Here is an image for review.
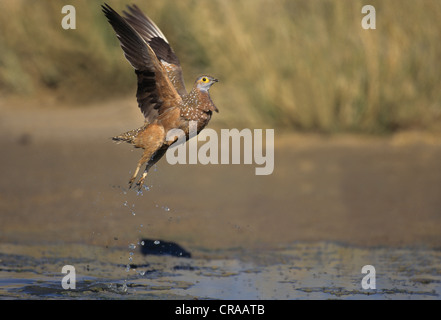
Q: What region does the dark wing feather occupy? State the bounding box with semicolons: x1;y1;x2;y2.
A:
122;4;188;96
102;4;182;123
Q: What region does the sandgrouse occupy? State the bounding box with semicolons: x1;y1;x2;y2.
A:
102;4;219;190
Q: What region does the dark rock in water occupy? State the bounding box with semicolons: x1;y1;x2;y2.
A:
140;239;191;258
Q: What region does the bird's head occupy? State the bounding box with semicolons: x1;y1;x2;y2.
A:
195;75;218;92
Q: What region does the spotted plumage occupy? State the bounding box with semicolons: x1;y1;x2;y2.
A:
102;4;219;190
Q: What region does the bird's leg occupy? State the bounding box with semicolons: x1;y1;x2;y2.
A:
129;159;145;189
135;146;168;191
135;158;155;191
129;161;142;189
135;171;149;191
129;147;158;189
127;123;166;191
132;151;153;191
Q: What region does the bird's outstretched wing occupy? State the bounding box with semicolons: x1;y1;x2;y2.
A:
122;4;187;96
102;4;182;123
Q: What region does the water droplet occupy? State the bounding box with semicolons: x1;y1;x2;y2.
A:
140;240;145;246
125;264;131;272
123;201;128;207
162;206;170;212
154;240;160;245
128;243;136;250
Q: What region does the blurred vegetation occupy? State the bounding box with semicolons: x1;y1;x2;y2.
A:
1;0;441;133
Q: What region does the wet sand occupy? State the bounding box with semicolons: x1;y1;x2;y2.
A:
1;99;441;299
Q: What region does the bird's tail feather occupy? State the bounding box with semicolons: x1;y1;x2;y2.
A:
112;124;148;144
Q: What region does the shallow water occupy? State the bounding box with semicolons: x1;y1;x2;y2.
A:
1;242;440;299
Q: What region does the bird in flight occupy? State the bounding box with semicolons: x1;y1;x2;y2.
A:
102;4;219;190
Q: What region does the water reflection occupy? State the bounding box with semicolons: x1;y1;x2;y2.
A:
1;242;440;299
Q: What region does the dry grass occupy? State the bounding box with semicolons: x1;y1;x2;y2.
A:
1;0;441;133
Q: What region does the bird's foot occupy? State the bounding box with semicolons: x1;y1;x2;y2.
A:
135;178;146;192
134;172;148;192
128;177;136;189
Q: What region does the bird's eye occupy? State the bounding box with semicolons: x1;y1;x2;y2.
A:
202;77;208;83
